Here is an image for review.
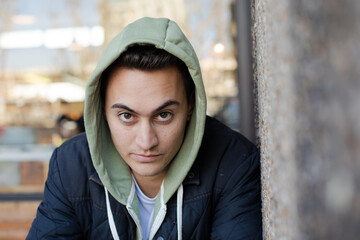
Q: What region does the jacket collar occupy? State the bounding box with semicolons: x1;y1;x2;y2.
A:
183;159;200;185
89;171;103;186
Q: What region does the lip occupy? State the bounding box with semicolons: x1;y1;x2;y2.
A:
132;154;161;163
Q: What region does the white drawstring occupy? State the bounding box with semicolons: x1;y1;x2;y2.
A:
149;183;166;239
176;184;183;240
105;186;120;240
105;183;184;240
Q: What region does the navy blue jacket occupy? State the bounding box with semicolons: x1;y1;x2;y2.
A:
27;117;262;239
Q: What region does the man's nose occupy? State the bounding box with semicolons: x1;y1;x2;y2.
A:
135;121;159;150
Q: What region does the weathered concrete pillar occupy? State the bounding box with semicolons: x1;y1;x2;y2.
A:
252;0;360;239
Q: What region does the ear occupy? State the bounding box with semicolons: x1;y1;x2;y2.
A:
187;91;195;121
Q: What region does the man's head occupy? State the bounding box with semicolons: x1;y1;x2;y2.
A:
100;44;195;185
100;44;195;107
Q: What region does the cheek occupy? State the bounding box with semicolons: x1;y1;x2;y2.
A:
108;122;131;151
162;121;187;151
107;119;119;140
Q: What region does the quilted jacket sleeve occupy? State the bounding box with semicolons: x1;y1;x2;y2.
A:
211;148;263;240
26;148;83;239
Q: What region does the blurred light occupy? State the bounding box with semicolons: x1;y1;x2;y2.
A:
74;27;91;47
0;30;43;49
90;26;105;47
24;73;51;84
0;26;104;49
44;28;74;49
12;14;36;25
10;82;85;103
48;82;86;102
213;43;225;54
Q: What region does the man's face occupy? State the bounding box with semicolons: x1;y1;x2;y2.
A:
105;66;192;182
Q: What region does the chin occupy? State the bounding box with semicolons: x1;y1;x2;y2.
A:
137;171;162;177
134;165;168;178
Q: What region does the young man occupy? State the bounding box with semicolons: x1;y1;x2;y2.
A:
27;17;262;239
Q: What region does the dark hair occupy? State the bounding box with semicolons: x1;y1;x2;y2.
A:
100;44;195;107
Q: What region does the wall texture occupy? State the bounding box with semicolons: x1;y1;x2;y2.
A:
252;0;360;239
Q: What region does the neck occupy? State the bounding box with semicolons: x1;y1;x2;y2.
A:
132;171;166;198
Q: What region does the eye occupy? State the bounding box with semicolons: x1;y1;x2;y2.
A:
119;113;134;123
155;112;173;122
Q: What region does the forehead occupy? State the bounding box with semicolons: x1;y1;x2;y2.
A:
105;67;187;109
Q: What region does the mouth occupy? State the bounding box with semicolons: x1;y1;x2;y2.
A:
132;153;161;163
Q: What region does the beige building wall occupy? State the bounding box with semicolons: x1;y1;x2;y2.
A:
252;0;360;239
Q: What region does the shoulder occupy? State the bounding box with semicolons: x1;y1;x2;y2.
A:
57;132;90;156
54;133;93;170
196;116;260;189
49;133;96;195
201;116;258;158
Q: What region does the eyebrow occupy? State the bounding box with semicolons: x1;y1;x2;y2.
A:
111;100;180;115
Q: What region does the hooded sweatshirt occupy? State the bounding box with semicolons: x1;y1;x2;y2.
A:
84;17;207;240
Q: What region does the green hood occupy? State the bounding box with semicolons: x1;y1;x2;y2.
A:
84;17;206;208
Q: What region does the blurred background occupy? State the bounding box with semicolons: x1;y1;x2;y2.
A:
0;0;247;239
1;0;360;239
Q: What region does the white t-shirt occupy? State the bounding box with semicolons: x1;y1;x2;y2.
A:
132;176;157;240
